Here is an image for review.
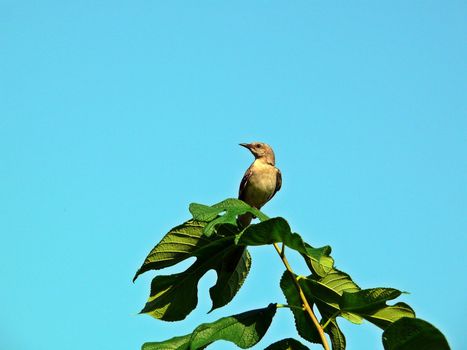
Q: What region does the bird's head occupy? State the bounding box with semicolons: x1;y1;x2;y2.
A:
239;142;275;165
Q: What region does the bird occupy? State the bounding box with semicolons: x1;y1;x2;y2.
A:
237;142;282;228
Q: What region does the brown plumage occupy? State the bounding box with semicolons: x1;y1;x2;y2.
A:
237;142;282;227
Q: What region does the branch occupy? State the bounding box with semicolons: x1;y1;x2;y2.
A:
273;243;330;350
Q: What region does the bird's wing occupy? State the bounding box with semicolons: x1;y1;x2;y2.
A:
275;168;282;193
238;165;253;201
268;168;282;201
262;167;282;203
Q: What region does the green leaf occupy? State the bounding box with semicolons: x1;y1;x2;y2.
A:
209;247;251;311
301;243;333;277
279;271;321;343
303;272;412;329
189;203;223;222
382;317;450;350
142;334;193;350
133;220;222;281
301;269;363;325
279;270;351;347
299;277;341;310
189;304;277;349
141;245;249;320
340;288;403;312
325;319;346;350
313;269;360;295
189;199;268;236
135;221;251;320
264;338;310;350
142;305;276;350
361;302;415;330
237;217;334;277
339;288;414;329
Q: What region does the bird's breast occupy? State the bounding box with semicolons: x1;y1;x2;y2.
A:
243;164;278;208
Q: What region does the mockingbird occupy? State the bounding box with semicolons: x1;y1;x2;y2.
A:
237;142;282;227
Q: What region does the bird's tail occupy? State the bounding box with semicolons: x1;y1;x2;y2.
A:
237;212;253;229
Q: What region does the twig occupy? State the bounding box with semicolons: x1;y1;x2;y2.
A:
273;242;330;350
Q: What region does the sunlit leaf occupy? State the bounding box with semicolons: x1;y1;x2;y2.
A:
301;243;333;277
189;203;223;222
361;302;415;329
189;198;268;236
301;269;363;325
133;220;212;280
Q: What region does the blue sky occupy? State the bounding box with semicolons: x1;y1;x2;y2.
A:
1;1;465;349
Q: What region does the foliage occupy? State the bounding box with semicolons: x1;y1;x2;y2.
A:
142;304;276;350
134;198;450;349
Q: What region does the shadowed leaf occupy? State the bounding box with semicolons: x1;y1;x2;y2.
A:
135;221;250;320
142;334;193;350
264;338;310;350
325;319;346;350
189;304;277;349
339;287;414;329
209;247;251;311
237;217;334;277
280;272;321;343
141;305;276;350
382;317;450;350
340;288;403;312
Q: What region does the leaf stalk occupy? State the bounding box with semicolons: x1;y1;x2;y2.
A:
321;311;340;330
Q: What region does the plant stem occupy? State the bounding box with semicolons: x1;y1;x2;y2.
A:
321;311;340;330
273;242;330;350
276;303;305;311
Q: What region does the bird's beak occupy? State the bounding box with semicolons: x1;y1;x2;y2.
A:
239;143;252;150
